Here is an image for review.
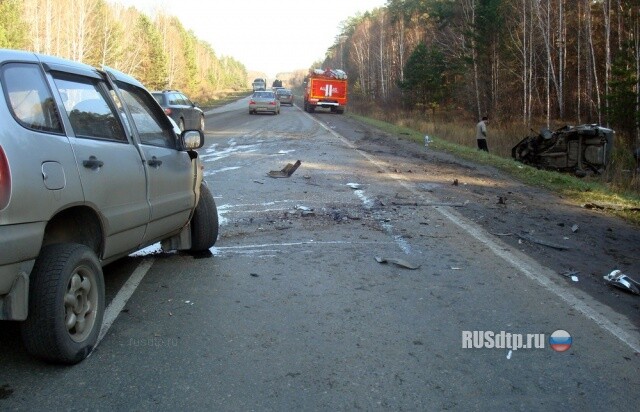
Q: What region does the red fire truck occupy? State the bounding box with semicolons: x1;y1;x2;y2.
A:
303;69;347;114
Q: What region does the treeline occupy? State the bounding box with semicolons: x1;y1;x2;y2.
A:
322;0;640;151
0;0;247;101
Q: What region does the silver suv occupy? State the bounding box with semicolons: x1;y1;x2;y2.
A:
0;49;219;364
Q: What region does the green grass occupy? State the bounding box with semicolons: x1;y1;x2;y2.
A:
347;112;640;225
202;89;251;109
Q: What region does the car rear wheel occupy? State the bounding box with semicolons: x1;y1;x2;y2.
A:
21;243;104;364
190;183;219;252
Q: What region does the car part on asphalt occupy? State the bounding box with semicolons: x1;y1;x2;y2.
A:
268;160;301;178
374;256;421;270
603;270;640;295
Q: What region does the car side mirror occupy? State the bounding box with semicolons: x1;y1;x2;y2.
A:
179;130;204;150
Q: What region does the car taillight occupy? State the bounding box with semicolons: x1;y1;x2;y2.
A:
0;146;11;210
164;108;172;115
249;100;255;104
269;101;275;105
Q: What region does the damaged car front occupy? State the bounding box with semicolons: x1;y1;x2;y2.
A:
512;124;614;176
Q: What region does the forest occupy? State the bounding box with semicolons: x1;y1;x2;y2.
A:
320;0;640;173
0;0;638;184
0;0;247;101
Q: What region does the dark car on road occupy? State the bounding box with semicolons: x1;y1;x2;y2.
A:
276;88;294;106
152;90;205;132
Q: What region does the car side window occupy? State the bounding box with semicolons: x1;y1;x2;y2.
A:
180;94;192;106
116;82;175;149
52;73;126;142
1;63;63;134
169;93;181;105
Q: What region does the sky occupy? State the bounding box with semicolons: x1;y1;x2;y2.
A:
108;0;388;78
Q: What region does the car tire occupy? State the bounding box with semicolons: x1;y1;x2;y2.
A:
199;116;205;132
190;183;219;252
21;243;104;364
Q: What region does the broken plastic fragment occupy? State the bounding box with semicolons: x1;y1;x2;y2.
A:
374;256;420;270
268;160;301;178
603;270;640;295
346;183;361;189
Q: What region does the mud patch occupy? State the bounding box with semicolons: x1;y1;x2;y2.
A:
0;384;14;399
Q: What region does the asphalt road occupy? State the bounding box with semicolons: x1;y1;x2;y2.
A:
1;98;638;411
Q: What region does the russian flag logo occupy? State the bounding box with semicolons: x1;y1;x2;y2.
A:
549;330;572;352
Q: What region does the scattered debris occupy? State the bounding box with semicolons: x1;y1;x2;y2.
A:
582;202;640;212
268;160;301;178
346;183;361;189
253;180;264;184
507;350;512;360
559;270;580;283
571;224;579;233
497;196;507;205
391;201;468;207
492;232;570;250
250;273;259;278
374;256;421;270
603;270;640;295
295;205;313;212
453;179;459;186
424;135;431;147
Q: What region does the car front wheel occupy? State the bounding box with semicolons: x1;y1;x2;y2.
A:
190;183;219;252
21;243;105;364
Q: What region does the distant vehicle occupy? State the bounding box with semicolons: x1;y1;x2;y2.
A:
272;79;283;88
252;78;266;92
304;68;347;114
152;90;205;132
511;124;615;176
276;88;294;106
249;90;281;115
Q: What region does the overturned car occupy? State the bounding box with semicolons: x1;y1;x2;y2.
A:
512;124;614;176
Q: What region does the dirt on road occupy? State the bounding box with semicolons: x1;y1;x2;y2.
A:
318;113;640;330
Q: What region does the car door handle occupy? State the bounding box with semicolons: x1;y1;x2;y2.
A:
147;156;162;167
82;156;104;170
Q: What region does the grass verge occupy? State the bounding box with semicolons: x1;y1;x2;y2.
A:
348;113;640;225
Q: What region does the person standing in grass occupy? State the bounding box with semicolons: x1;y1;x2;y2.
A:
476;116;489;152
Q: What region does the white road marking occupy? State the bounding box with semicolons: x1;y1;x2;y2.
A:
312;114;640;353
94;258;155;349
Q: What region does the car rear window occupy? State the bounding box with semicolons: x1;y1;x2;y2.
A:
2;63;63;134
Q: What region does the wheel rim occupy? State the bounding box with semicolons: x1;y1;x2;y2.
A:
63;266;99;342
